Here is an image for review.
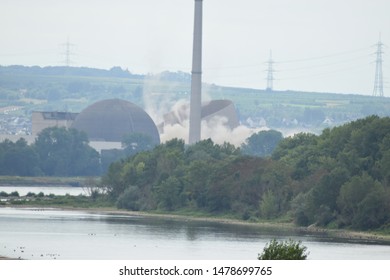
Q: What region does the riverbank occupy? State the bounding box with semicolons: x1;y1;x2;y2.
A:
98;208;390;244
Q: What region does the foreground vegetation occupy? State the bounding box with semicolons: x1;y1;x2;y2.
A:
0;192;113;209
258;239;308;260
102;115;390;231
0;175;89;186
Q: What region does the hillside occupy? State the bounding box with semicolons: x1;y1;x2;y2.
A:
1;65;390;136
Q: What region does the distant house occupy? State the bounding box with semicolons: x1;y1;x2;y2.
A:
322;117;334;126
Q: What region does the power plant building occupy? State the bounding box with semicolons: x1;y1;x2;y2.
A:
71;99;160;144
31;99;160;152
32;111;78;136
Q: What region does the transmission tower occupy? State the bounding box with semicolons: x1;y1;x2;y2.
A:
62;38;75;67
373;37;384;97
266;50;275;91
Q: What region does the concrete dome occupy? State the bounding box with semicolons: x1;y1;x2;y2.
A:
71;99;160;144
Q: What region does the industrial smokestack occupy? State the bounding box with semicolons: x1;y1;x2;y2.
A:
189;0;203;144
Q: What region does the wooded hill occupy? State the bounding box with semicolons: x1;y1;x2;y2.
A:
102;115;390;231
2;65;390;135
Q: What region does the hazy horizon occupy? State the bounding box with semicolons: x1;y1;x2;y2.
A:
1;0;389;95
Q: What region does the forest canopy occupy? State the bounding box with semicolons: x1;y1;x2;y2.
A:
103;115;390;231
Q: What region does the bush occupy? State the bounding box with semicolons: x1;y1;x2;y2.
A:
258;239;308;260
116;186;141;211
259;190;279;219
0;191;9;197
10;191;19;197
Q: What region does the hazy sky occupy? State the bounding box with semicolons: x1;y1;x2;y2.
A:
1;0;389;95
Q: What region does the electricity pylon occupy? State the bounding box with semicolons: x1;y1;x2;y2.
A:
266;50;274;92
373;37;384;97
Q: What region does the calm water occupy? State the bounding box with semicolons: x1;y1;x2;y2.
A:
1;207;390;260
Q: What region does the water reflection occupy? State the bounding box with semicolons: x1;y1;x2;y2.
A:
0;207;390;260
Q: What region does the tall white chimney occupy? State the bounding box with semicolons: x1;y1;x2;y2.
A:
189;0;203;144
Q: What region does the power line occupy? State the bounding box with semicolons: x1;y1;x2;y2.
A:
61;38;75;67
277;54;369;73
265;50;274;91
279;62;368;81
373;36;384;97
201;46;372;71
277;46;371;64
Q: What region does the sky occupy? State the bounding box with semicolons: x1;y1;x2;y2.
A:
1;0;389;95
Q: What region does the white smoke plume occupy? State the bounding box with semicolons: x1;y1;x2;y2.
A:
142;75;267;147
158;101;267;147
142;74;187;124
202;116;265;147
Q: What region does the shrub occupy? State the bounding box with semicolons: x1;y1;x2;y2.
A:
0;191;9;197
116;186;141;211
10;191;19;197
258;239;308;260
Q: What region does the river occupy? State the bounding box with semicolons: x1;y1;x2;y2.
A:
0;187;390;260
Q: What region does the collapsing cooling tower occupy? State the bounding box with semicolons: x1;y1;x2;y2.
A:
159;99;240;134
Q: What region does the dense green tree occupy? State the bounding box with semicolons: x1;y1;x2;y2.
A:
184;160;212;208
259;190;278;219
272;133;319;179
337;173;390;229
373;133;390;184
155;176;185;210
34;127;101;176
242;130;283;157
207;168;234;212
185;138;240;162
304;168;349;226
0;138;40;176
122;132;155;157
102;160;128;199
116;186;141;211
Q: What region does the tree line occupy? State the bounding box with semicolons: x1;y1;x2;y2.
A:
0;126;281;177
272;115;390;230
0;127;100;176
102;115;390;231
